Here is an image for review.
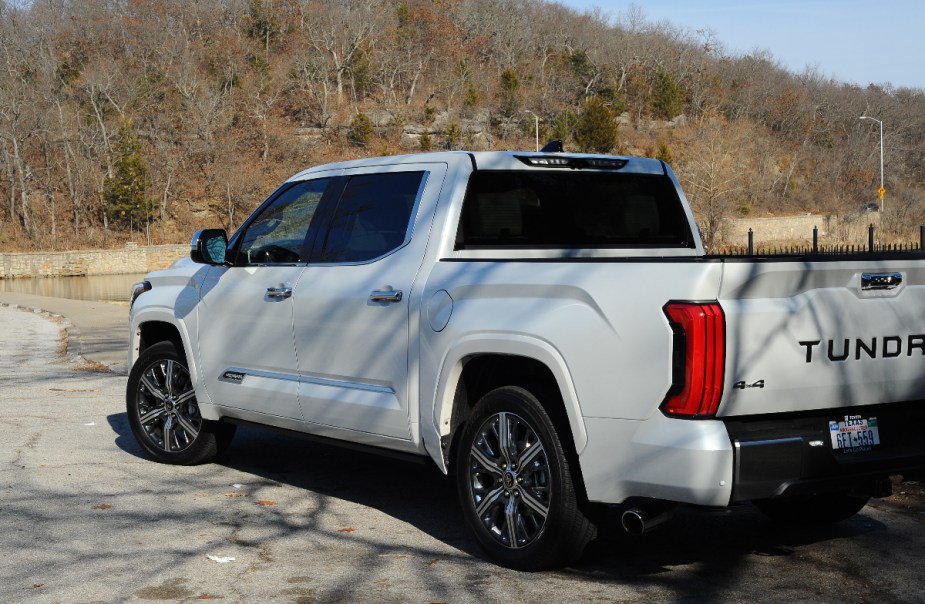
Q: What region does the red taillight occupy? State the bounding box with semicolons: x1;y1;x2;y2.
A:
661;302;725;418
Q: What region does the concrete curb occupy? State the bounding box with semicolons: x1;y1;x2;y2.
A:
0;293;128;375
0;301;95;370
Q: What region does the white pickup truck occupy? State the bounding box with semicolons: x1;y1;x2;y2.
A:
127;150;925;570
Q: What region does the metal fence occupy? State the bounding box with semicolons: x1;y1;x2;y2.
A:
714;224;925;257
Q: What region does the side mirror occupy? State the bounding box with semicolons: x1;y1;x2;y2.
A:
190;229;228;265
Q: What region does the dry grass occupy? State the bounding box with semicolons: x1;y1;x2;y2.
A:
74;359;114;373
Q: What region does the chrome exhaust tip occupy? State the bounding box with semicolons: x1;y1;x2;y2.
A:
620;502;676;536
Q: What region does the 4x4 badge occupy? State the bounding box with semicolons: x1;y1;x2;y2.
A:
733;379;765;390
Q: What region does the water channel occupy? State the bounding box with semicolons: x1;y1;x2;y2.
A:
0;274;148;303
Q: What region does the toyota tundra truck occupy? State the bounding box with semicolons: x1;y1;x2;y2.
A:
127;150;925;570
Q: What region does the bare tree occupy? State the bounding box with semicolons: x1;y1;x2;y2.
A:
0;11;41;237
300;0;384;105
0;0;922;252
677;114;754;251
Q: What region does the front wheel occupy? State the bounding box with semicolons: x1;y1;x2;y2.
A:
127;341;235;465
456;386;596;570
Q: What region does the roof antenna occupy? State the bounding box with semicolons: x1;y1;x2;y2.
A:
540;140;563;153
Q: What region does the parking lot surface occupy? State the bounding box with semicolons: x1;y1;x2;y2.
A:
2;303;925;603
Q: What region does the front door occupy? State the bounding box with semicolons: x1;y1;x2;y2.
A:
197;177;333;423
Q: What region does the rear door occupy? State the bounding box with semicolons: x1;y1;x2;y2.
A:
292;163;446;441
718;258;925;417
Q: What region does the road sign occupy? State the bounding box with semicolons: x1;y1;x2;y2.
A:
878;186;887;201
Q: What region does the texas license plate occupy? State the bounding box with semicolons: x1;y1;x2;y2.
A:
829;416;880;451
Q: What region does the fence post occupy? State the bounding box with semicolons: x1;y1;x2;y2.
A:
747;228;753;255
812;225;818;254
869;224;875;253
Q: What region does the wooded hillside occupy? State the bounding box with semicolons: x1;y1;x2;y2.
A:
1;0;923;252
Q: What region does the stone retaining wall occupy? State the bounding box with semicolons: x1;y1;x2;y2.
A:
0;244;188;279
721;213;882;245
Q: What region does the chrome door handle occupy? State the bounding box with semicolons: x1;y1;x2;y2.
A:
369;289;403;303
861;272;902;291
266;287;293;299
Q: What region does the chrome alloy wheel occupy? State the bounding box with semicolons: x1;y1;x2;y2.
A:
134;358;202;453
466;411;551;549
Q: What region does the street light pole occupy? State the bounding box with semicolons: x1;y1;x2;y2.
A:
524;110;539;152
860;115;884;211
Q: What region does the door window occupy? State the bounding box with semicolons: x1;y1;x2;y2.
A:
236;178;331;265
319;171;427;263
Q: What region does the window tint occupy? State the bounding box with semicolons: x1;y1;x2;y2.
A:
236;178;330;265
320;171;426;263
456;171;694;249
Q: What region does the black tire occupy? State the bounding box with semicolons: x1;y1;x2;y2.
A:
455;386;596;570
126;341;235;465
754;492;870;525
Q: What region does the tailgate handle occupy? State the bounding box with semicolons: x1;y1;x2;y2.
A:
861;272;902;291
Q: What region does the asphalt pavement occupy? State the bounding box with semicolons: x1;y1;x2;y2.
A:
2;301;925;602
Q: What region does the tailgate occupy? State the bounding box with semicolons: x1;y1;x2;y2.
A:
717;259;925;417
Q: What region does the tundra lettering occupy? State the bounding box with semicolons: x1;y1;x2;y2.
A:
800;335;925;363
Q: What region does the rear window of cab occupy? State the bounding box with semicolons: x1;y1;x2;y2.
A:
456;170;695;249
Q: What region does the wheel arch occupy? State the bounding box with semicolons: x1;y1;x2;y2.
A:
138;321;184;358
130;310;198;386
429;335;588;482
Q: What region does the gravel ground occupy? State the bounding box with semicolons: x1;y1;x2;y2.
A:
3;304;925;603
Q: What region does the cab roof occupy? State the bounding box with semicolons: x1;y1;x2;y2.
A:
286;150;667;181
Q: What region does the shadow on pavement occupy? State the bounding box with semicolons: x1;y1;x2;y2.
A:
107;412;147;459
106;412;888;584
218;425;481;559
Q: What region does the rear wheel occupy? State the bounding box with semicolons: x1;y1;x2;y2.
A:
754;492;870;525
127;341;235;465
456;386;595;570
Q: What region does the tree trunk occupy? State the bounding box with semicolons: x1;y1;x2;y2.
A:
161;171;172;223
56;101;81;239
332;49;344;104
226;179;235;232
406;59;423;106
41;139;56;245
2;144;15;224
11;135;32;237
89;90;114;178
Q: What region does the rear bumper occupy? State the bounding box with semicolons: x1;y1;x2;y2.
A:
726;401;925;501
580;401;925;508
580;414;734;507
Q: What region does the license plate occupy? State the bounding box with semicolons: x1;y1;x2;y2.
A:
829;416;880;451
